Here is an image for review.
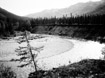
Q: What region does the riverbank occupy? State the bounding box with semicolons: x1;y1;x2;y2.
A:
0;34;105;78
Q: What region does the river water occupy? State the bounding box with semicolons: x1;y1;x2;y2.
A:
0;35;104;78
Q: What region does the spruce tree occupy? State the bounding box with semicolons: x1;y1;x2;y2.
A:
12;31;44;75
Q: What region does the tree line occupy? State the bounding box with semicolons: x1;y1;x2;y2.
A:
0;15;31;37
30;14;105;26
0;14;105;37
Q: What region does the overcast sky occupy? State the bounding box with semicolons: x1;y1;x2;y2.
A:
0;0;101;16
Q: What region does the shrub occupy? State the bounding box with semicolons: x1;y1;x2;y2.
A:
0;64;17;78
28;59;105;78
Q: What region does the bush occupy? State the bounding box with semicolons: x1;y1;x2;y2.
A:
28;59;105;78
0;64;17;78
28;70;46;78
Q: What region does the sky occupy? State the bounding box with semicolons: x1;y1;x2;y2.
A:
0;0;101;16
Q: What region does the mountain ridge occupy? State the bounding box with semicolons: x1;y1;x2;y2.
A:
27;0;105;18
0;7;28;21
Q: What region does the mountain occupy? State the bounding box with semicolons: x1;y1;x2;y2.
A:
0;7;28;21
0;7;30;37
27;0;105;18
89;0;105;15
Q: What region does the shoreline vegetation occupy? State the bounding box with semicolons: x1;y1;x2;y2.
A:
0;13;105;43
28;59;105;78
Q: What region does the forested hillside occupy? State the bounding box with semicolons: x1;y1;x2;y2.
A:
0;8;30;37
0;7;105;43
30;14;105;43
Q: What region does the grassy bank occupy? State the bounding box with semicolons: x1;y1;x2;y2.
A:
28;59;105;78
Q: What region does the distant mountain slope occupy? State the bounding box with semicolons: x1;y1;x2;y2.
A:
0;7;30;37
0;7;28;21
27;1;104;18
89;1;105;15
